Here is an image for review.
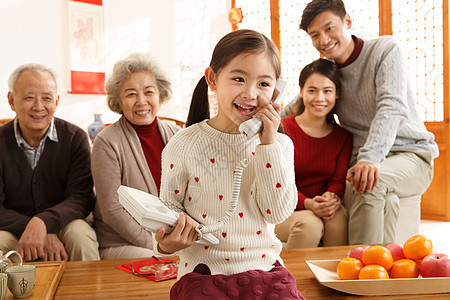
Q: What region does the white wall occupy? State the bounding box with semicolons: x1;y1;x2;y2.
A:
0;0;231;131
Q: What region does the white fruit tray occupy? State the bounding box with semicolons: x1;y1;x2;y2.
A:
306;259;450;296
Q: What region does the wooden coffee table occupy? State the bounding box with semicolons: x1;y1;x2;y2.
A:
50;245;449;299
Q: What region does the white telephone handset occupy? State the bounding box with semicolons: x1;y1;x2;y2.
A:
239;79;288;139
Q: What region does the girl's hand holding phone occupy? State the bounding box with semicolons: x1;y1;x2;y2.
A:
255;101;281;145
155;212;199;254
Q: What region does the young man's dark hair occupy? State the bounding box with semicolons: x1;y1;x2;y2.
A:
300;0;347;31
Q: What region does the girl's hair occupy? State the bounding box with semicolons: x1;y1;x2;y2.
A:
186;29;281;127
105;52;172;114
292;58;341;124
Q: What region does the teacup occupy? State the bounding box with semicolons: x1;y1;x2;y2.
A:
6;265;36;298
0;273;7;300
0;263;5;300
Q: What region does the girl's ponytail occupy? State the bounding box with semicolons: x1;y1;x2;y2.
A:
186;76;210;127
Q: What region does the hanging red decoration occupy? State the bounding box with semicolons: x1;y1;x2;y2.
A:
229;7;243;25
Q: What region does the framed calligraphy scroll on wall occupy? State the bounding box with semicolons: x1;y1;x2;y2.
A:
68;0;106;94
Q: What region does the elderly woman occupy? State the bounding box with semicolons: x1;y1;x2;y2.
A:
92;53;181;259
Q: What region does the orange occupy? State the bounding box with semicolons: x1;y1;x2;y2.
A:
362;245;393;271
358;265;389;280
388;259;420;278
403;234;433;261
337;257;364;280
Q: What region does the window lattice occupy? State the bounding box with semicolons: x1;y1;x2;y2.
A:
279;0;319;103
172;1;227;119
234;0;271;38
392;0;444;122
233;0;443;122
345;1;379;40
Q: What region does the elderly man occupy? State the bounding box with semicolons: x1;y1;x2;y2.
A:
0;63;99;261
284;0;438;245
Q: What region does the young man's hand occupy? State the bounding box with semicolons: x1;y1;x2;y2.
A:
346;161;379;193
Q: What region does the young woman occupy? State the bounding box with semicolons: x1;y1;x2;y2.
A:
155;29;305;299
275;58;352;249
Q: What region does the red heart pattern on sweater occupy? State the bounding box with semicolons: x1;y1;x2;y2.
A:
202;214;207;218
195;177;199;182
218;195;223;200
170;164;174;169
238;212;243;218
204;246;209;250
174;190;179;194
188;197;192;202
210;158;215;163
256;230;261;235
240;247;244;251
266;209;271;214
276;183;281;188
222;232;227;238
266;163;271;168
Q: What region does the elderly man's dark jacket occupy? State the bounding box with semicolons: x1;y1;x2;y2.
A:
0;117;95;236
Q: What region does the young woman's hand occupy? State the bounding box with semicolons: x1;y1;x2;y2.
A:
304;194;341;220
321;192;342;220
155;212;199;254
255;102;281;145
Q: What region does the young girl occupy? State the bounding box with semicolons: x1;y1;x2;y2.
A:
155;29;305;299
275;59;352;249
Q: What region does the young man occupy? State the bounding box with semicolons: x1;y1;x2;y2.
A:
0;63;100;261
298;0;438;244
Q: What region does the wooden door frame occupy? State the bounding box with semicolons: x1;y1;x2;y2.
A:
421;0;450;220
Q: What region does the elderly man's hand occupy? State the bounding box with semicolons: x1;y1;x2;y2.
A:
44;234;69;261
18;217;47;261
346;161;379;193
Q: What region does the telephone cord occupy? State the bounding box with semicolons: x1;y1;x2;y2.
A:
195;158;248;237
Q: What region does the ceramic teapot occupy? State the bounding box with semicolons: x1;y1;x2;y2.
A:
0;250;23;268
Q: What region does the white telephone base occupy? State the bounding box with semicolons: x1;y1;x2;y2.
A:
118;185;219;246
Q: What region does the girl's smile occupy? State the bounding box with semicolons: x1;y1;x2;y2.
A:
234;102;257;116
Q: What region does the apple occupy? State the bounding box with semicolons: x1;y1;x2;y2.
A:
420;253;450;277
386;243;406;261
349;246;369;263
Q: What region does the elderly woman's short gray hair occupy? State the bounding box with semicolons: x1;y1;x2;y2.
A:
106;53;172;114
8;63;58;93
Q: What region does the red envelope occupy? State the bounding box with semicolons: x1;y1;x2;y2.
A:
116;257;178;282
